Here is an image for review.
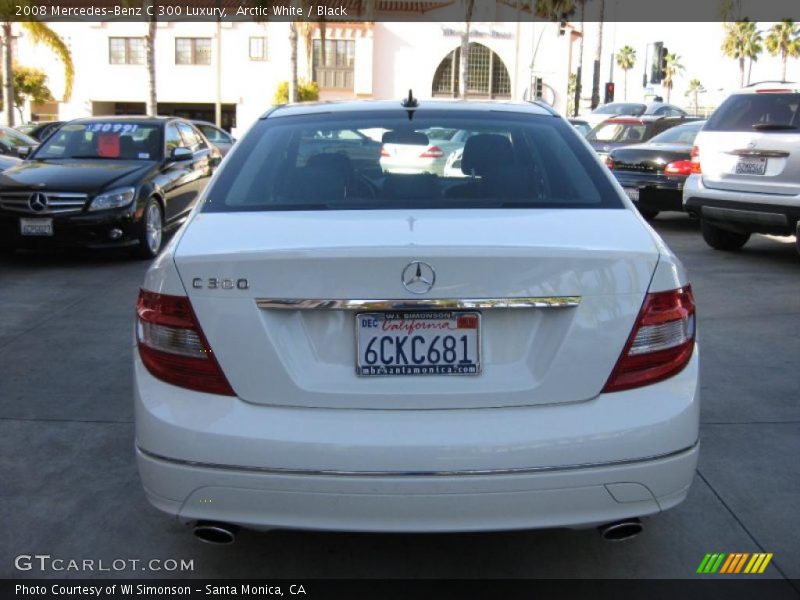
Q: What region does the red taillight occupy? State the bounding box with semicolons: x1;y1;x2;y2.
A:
755;88;793;93
690;145;701;174
420;145;444;158
136;290;235;396
603;286;696;393
664;159;693;176
380;145;391;157
605;155;615;170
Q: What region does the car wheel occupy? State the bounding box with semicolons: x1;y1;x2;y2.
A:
638;207;659;220
701;219;750;251
133;198;163;260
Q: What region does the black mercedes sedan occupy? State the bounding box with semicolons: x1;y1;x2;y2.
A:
0;116;221;258
606;120;705;219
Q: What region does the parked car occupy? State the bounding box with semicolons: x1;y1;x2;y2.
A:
684;83;800;254
0;155;21;172
582;102;688;130
568;118;592;136
134;99;698;541
192;120;235;156
0;126;38;156
15;121;64;142
379;127;468;175
607;120;706;219
0;116;221;258
588;115;700;160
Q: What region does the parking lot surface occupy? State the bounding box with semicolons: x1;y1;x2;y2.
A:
1;214;799;581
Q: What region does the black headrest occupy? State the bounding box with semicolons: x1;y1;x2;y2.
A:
306;152;352;175
461;134;514;176
119;136;137;158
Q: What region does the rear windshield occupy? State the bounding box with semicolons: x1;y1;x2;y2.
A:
649;121;705;144
705;93;800;132
202;110;622;212
587;121;649;143
593;103;645;116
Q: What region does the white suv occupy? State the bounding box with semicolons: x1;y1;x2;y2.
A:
683;83;800;254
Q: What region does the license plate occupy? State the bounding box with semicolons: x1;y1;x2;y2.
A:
20;218;53;236
735;157;767;175
623;187;640;201
356;311;480;377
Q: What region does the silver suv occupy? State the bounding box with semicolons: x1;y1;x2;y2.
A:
683;83;800;254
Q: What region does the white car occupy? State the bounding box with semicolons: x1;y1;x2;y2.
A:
135;100;699;543
683;83;800;253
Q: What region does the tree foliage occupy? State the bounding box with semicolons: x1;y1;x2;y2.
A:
273;79;319;105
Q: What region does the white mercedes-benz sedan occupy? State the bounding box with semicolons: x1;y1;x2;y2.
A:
134;100;699;543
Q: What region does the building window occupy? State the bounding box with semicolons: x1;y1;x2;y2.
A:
109;37;145;65
431;43;511;98
249;37;268;61
175;38;211;65
312;39;355;90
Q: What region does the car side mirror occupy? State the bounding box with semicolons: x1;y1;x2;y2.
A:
170;147;192;162
16;146;31;159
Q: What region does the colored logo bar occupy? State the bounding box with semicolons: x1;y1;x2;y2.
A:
696;553;773;574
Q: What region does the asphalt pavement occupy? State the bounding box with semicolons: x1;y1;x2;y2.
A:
1;214;798;582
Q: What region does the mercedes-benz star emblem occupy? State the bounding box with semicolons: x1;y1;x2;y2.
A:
28;192;48;212
402;261;435;294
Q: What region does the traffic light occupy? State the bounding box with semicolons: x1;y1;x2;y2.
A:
650;41;663;83
558;20;567;36
660;46;669;81
534;77;543;99
604;82;615;103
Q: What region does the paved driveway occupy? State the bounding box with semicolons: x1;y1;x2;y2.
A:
1;215;798;582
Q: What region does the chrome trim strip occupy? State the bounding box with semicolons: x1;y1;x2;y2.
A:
256;297;581;311
137;442;698;477
728;149;790;158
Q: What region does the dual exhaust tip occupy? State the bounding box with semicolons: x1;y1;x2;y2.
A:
192;518;642;544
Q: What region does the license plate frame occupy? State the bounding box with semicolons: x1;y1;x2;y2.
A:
623;187;640;202
355;310;481;377
735;157;767;176
19;218;54;236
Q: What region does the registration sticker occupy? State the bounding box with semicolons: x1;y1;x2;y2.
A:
138;153;150;159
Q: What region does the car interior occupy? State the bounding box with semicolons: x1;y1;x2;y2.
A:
219;119;611;211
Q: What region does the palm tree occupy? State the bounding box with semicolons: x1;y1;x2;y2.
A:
615;45;636;100
459;0;475;99
685;78;706;115
0;8;73;127
765;20;800;81
662;52;684;103
722;21;762;88
144;1;157;116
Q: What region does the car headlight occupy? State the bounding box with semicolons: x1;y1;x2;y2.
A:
89;187;136;211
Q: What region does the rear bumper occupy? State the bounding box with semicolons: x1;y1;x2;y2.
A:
614;172;685;212
683;175;800;235
135;349;700;532
0;208;141;250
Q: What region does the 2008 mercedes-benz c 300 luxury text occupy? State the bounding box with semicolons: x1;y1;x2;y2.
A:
134;99;699;542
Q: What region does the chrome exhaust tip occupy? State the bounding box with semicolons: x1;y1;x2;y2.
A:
598;518;643;541
192;521;238;545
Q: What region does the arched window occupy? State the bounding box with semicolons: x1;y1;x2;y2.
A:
432;43;511;99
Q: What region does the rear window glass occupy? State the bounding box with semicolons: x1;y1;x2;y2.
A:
202;110;622;212
588;121;649;143
705;93;800;132
649;121;704;144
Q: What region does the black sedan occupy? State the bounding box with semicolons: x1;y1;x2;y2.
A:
16;121;64;142
606;120;705;219
587;115;700;160
0;116;221;258
0;126;39;156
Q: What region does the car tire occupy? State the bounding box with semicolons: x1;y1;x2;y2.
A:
133;198;164;260
638;207;659;220
701;219;750;251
